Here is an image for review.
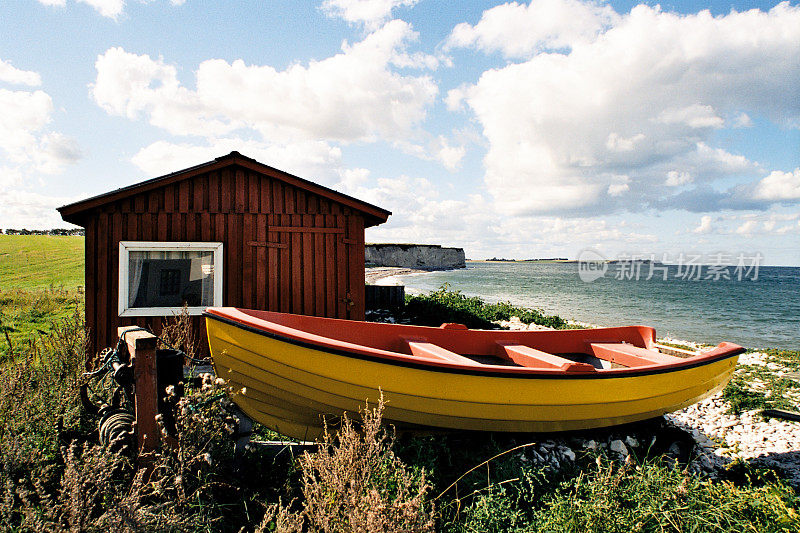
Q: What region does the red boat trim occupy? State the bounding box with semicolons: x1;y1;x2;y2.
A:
203;312;745;380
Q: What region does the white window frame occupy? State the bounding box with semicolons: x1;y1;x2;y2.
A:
118;241;223;317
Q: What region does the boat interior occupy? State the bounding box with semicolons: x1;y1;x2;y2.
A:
207;308;735;374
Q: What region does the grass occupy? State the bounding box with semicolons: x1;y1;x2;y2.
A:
0;235;83;360
722;349;800;415
0;234;84;291
0;287;84;361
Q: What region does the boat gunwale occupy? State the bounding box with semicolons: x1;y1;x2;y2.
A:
203;309;744;380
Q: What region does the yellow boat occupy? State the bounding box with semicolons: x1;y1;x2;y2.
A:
204;308;743;441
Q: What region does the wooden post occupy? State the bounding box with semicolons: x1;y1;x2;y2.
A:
118;326;159;455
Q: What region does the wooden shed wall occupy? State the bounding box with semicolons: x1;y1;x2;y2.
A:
83;166;366;356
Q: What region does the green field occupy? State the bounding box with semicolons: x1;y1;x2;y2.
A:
0;235;84;360
0;234;84;290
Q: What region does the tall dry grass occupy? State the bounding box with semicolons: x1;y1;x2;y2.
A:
259;396;435;533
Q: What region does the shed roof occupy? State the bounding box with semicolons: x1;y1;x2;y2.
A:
58;151;391;227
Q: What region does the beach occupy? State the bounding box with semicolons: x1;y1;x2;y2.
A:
365;266;428;285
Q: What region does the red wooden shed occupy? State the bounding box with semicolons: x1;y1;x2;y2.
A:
58;151;390;356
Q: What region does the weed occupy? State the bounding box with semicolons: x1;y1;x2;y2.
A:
260;396;435;533
160;306;201;362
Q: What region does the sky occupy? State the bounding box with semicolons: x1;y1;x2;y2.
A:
1;0;798;265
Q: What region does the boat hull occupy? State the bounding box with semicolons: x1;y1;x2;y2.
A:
205;313;739;441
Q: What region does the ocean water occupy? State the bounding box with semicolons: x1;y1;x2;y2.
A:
392;262;799;350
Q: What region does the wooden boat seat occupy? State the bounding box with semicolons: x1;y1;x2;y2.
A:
589;343;683;367
404;339;484;366
498;343;596;372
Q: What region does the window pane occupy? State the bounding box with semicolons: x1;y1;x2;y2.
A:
128;250;215;308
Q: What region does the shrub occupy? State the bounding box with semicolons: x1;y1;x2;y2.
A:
404;284;566;329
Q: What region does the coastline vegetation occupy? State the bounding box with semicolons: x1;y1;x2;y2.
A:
404;284;568;329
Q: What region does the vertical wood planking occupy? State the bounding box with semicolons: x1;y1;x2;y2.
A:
242;214;254;308
200;212;211;241
214;213;226;303
179;180;189;212
290;214;302;313
280;214;291;312
157;212;168;241
302;215;313;314
194;175;205;212
221;169;232;212
208;172;219;213
325;215;336;317
335;214;346;317
110;212;123;340
260;176;271;213
96;213;109;355
314;214;324;316
248;172;259;213
228;213;241;306
235;169;246;212
256;214;267;309
268;214;279;311
348;216;366;320
85;218;97;357
185;212;196;242
272;180;283;214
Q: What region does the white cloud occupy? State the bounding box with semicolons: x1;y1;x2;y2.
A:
0;190;82;230
446;0;617;57
656;104;724;129
78;0;124;18
665;170;692;186
693;215;713;234
607;182;628;196
37;0;186;19
0;59;42;86
92;21;438;144
0;88;80;181
322;0;419;30
605;132;645;152
752;168;800;201
735;219;758;236
733;112;753;128
451;2;800;215
131;138;344;186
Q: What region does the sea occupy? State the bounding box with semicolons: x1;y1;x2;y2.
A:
389;262;799;351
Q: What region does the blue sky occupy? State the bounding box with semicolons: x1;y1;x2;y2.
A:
1;0;798;264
